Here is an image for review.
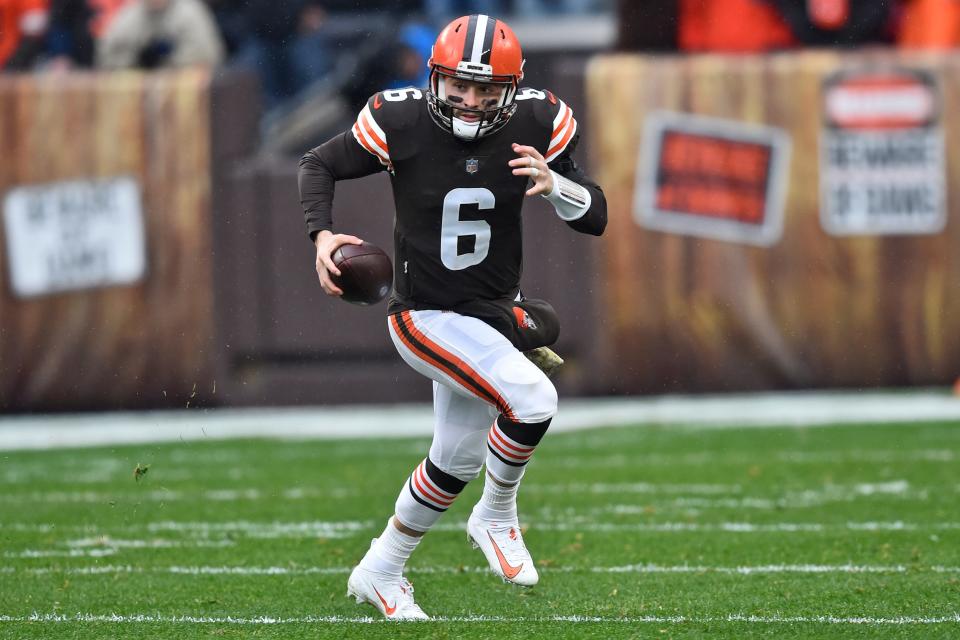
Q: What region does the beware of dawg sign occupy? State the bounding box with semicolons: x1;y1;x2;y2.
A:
2;176;147;298
820;68;946;236
634;111;791;247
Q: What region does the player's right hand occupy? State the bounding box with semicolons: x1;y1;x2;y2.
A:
315;230;363;296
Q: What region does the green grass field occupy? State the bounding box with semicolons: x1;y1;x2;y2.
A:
1;419;959;638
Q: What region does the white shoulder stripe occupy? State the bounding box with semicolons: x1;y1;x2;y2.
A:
351;124;389;164
351;104;390;164
550;112;575;148
552;100;571;130
545;118;577;164
360;104;387;143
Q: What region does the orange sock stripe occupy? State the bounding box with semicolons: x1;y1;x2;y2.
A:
412;466;454;507
490;425;535;454
488;437;533;462
416;462;457;499
488;431;534;462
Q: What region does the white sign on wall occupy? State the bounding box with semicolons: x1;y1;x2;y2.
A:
820;69;946;236
3;177;147;298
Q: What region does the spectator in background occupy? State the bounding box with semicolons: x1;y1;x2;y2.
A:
678;0;797;51
423;0;507;25
45;0;97;68
768;0;894;46
513;0;610;16
203;0;247;57
675;0;895;52
383;22;433;89
96;0;223;69
0;0;49;70
44;0;127;69
898;0;960;48
234;0;333;108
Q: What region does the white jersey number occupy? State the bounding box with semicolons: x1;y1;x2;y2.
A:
440;188;494;270
515;88;546;101
383;88;422;101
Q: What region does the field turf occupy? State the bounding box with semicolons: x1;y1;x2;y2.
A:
1;420;959;638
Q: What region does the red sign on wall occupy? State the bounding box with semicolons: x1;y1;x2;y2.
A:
635;112;791;246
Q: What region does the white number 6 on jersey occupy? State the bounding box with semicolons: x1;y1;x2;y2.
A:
515;88;546;101
441;188;493;270
383;88;423;101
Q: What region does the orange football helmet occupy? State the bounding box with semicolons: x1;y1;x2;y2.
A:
427;14;525;140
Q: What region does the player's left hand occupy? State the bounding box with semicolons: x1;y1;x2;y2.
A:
510;143;554;197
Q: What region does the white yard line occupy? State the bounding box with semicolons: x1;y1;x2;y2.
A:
0;483;747;504
527;482;746;495
0;487;339;504
4;549;116;558
143;519;373;538
4;520;960;537
546;449;957;469
3;481;922;511
4;563;958;577
601;480;920;511
1;390;959;451
0;612;957;625
433;520;960;533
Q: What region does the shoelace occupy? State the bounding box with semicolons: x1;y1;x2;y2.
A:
396;577;417;603
396;577;425;613
493;525;529;561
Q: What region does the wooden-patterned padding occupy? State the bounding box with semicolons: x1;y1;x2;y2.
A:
0;70;215;410
586;51;960;393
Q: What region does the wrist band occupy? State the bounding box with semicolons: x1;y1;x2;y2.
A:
542;170;591;221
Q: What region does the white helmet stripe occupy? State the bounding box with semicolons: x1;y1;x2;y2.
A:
471;14;489;63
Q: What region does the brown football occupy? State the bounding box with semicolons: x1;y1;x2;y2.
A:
330;241;393;305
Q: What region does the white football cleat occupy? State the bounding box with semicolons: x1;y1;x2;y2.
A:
346;565;429;621
467;511;539;586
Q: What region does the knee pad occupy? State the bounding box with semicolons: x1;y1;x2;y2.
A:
428;430;487;481
492;352;558;423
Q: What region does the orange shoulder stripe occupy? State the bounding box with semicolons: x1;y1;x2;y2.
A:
359;110;389;154
546;118;577;160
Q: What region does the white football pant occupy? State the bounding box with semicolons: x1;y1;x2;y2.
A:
388;309;558;481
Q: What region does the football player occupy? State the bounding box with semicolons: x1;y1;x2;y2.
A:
299;14;606;620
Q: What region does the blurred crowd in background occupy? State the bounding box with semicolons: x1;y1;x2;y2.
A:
0;0;610;104
1;0;958;150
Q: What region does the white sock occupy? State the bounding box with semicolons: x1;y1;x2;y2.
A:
473;470;520;523
359;517;421;576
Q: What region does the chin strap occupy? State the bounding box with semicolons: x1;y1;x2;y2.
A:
451;116;482;139
542;170;591;221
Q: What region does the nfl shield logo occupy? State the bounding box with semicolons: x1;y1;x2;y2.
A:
465;158;479;174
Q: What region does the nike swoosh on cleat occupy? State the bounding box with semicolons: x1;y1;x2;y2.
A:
373;586;397;616
487;531;523;579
